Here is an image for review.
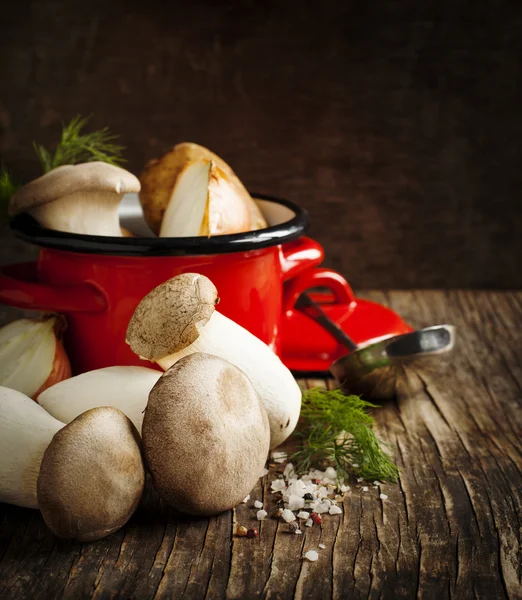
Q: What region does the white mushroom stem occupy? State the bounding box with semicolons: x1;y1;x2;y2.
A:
29;190;123;236
155;311;302;449
0;387;64;509
9;162;141;236
37;366;162;432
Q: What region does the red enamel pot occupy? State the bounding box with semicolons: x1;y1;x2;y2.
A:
0;194;412;374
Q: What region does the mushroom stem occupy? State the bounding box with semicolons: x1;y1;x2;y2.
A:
37;366;162;432
155;311;302;449
9;162;141;236
29;190;123;235
0;387;63;508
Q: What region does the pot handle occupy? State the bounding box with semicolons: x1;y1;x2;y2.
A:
0;262;107;313
279;237;324;282
283;267;357;313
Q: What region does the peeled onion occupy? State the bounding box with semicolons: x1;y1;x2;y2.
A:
0;317;72;399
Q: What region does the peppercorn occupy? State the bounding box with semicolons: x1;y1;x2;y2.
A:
311;512;322;525
246;528;259;539
236;525;248;537
303;493;314;501
288;522;299;533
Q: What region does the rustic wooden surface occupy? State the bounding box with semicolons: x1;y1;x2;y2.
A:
1;1;522;289
0;290;521;599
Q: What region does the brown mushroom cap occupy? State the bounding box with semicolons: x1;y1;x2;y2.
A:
126;273;218;361
37;406;145;542
142;353;270;516
9;162;141;216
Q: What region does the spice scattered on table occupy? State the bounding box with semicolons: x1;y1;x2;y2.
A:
246;528;259;539
305;550;319;562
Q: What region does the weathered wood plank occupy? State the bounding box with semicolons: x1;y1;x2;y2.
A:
0;291;521;599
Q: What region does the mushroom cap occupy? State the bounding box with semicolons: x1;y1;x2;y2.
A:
9;162;141;216
142;353;270;516
37;406;145;542
126;273;219;361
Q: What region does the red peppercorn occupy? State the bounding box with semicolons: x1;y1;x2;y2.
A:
246;528;259;538
312;479;321;485
311;512;322;525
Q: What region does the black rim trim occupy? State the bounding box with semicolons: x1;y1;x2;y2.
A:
10;193;309;256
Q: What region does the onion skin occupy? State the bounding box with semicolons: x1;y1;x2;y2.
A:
33;337;72;400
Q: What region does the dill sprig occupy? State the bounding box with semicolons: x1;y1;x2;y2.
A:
291;387;399;483
0;165;19;225
33;115;126;173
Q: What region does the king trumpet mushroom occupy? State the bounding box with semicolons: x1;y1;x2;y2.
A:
0;386;145;542
142;353;270;516
0;316;71;399
38;366;162;431
126;273;302;449
139;142;267;237
8;162;141;236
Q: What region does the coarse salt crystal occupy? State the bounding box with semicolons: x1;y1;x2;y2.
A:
297;511;309;519
272;451;287;463
257;510;268;520
305;519;313;527
305;550;319;562
356;477;363;482
316;486;329;498
340;484;350;493
271;479;286;492
318;543;326;549
287;495;305;511
259;468;269;477
254;500;263;509
295;529;303;535
283;462;296;478
282;509;296;523
315;502;330;514
373;481;380;485
242;495;250;503
325;467;337;479
329;505;342;515
380;493;388;500
362;486;369;492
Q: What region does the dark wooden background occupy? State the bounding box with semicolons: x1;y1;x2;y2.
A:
1;0;521;289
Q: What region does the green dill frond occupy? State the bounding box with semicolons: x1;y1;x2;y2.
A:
33;115;126;172
291;387;399;483
0;165;19;225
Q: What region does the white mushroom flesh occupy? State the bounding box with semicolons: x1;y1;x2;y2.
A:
159;161;211;237
156;311;302;448
29;190;123;236
37;366;162;432
0;386;63;509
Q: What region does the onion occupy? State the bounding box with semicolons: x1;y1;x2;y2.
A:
0;316;72;399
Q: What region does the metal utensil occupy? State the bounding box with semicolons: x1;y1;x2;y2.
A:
297;292;456;400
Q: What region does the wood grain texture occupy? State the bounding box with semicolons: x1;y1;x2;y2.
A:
1;0;521;288
0;290;521;599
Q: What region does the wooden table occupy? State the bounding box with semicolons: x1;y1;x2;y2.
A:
0;291;521;599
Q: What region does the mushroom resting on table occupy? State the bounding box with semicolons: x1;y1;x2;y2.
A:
0;386;145;542
37;366;162;432
142;353;271;516
8;162;140;236
126;273;302;449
